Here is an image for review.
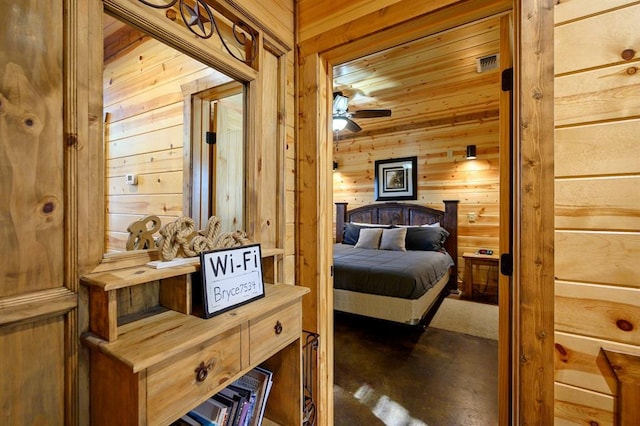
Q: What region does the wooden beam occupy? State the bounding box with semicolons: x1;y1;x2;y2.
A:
516;0;555;423
297;52;334;426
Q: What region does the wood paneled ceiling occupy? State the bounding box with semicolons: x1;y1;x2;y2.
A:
332;16;502;139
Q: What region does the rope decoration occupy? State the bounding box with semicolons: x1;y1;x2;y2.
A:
157;216;252;261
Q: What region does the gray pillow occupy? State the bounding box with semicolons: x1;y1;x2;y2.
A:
354;228;383;249
379;227;407;251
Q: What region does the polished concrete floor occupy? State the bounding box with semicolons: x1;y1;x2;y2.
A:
333;310;498;426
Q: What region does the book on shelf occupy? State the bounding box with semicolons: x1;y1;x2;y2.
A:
217;386;244;425
230;367;273;426
172;366;274;426
171;414;201;426
188;397;228;426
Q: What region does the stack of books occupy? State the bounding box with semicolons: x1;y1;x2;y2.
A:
172;366;273;426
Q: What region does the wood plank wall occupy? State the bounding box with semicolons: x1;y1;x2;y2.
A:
554;1;640;424
333;118;500;285
103;25;233;252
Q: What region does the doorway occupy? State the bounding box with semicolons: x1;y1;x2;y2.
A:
188;82;245;231
329;14;508;424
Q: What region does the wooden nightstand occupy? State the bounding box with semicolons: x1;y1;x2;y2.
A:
462;252;499;300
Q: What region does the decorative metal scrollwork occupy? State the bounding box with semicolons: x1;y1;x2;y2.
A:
138;0;257;65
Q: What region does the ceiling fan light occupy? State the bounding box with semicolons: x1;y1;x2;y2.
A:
332;94;349;113
333;116;348;131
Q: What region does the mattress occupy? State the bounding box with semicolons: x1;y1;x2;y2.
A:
332;243;454;299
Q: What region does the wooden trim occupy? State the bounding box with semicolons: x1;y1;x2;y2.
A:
244;35;263;241
276;52;287;283
103;0;259;79
0;288;78;328
498;12;514;426
297;52;334;426
602;349;640;424
516;0;555;423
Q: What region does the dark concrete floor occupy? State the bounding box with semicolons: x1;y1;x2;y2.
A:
333;311;498;426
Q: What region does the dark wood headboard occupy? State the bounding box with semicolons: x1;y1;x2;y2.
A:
335;201;459;291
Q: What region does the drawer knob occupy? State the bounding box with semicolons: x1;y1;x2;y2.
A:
274;320;283;335
195;361;213;382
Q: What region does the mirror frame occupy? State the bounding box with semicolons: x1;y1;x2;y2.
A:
93;0;265;264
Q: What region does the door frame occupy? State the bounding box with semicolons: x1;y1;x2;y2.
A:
296;1;555;424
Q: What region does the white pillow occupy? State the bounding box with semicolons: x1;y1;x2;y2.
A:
350;221;389;227
354;228;383;249
395;222;441;228
379;227;407;251
421;222;441;227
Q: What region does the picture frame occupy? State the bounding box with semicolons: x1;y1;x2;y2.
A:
194;243;265;318
374;156;418;201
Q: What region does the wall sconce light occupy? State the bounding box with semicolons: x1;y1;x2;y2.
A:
333;161;338;171
466;145;477;160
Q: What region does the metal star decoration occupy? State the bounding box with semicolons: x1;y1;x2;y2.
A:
137;0;257;64
183;1;208;37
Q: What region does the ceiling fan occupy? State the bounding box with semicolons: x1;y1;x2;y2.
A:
332;91;391;132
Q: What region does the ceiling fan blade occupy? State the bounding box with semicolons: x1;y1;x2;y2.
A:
351;109;392;118
345;118;362;132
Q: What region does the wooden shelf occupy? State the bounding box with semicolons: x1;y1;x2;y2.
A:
82;247;285;291
82;284;308;372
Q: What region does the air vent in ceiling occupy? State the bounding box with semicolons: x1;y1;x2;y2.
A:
476;54;500;73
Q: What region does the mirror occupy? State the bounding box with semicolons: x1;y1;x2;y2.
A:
102;12;246;254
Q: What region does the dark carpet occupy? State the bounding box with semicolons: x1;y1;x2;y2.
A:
333;311;498;426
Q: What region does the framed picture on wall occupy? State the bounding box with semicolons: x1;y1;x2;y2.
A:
374;156;418;201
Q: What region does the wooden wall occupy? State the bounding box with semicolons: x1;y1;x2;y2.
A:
554;1;640;424
333;117;500;283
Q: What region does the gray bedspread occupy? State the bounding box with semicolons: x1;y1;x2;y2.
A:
333;243;454;299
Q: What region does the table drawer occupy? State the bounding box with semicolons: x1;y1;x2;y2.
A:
146;326;242;425
250;301;300;364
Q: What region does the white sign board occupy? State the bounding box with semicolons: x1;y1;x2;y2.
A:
198;244;264;318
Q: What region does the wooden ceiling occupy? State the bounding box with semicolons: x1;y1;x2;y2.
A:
332;16;502;139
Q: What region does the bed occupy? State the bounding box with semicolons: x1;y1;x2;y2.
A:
334;201;459;325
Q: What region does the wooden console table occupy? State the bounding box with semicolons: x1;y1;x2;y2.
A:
81;255;308;426
462;252;499;300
